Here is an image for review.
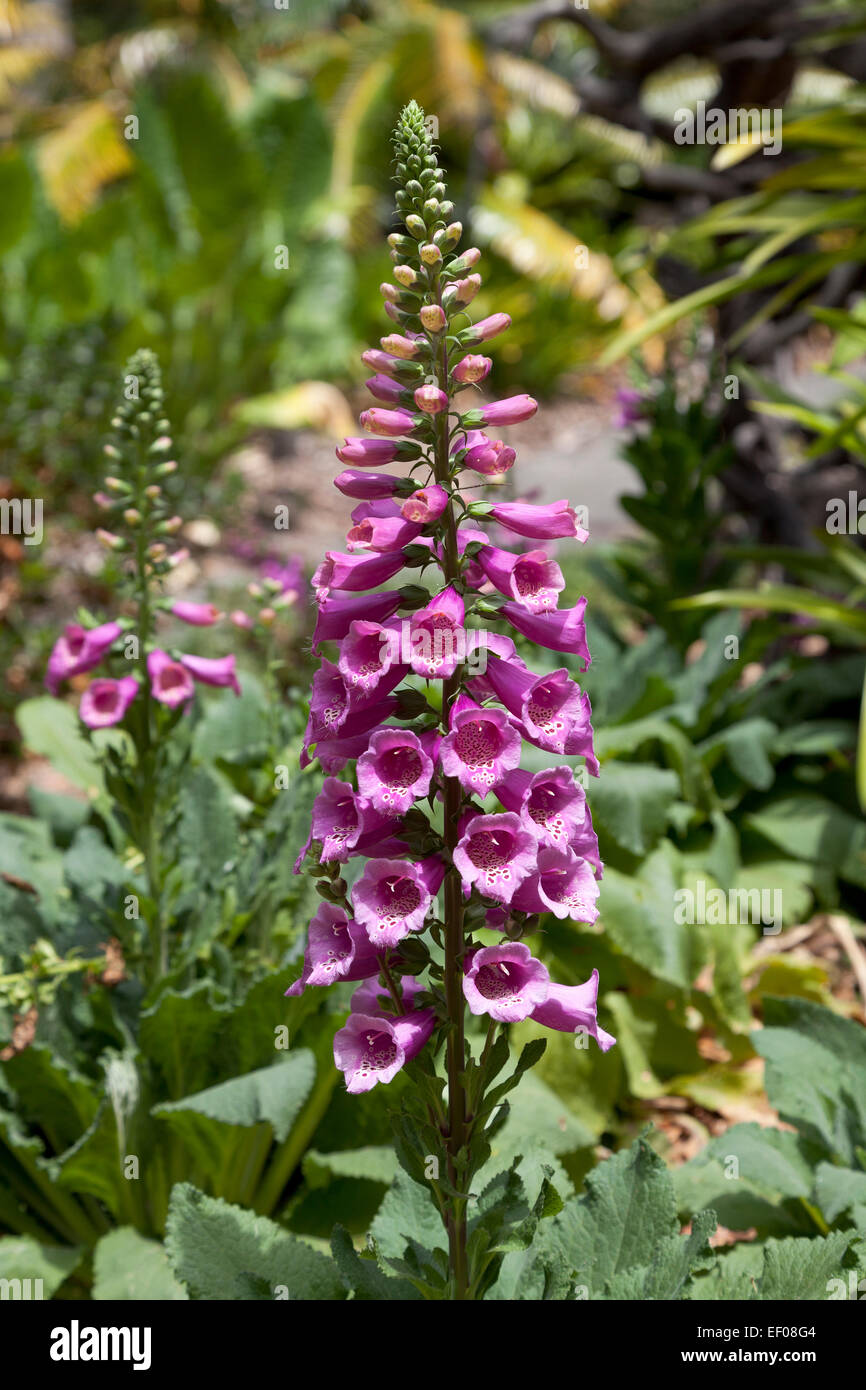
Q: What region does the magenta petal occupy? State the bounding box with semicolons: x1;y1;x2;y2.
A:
529;970;616;1051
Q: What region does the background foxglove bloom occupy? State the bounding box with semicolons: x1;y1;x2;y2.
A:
80;676;138;729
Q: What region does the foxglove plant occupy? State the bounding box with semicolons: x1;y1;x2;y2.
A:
44;350;243;983
292;103;615;1300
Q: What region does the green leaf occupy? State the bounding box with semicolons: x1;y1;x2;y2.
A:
674;1124;818;1238
755;998;866;1165
303;1146;398;1190
757;1232;854;1300
589;761;680;857
369;1172;443;1262
746;796;866;891
15;697;107;800
599;843;707;990
92;1228;188;1300
330;1224;422;1300
165;1183;345;1300
0;1237;81;1298
815;1162;866;1224
602;1208;717;1300
178;767;239;877
550;1136;689;1296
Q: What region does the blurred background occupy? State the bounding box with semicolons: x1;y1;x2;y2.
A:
2;0;866;1292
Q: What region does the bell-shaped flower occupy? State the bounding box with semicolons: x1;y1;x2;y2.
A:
312;590;402;652
147;649;195;707
313;550;405;597
488;500;588;542
338;619;407;703
500;599;591;666
475;546;564;614
512;845;600;923
407;586;465;679
529;969;616;1051
80;676;138;729
285;903;382;997
463;941;550;1023
180;653;240;695
453;811;536;905
495;766;587;850
440;694;521;796
46;620;123;694
357;728;434;815
352;856;446;948
334;1006;435;1093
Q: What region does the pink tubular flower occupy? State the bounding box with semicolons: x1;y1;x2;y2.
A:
360;407;418;438
475;546;564;613
180;653;240;696
307;703;401;774
414;385;449;415
463;942;550;1023
461;313;511;345
356;728;433;814
312;590;403;652
79;676;138;729
335;470;403;500
311;778;371;864
501;598;591;667
346;500;422;554
512;845;600;923
479;395;538;427
453;811;537;905
338;619;406;702
313;550;405;596
334;1006;435;1094
366;373;407;404
171;601;222;626
285;903;382;997
440;694;521;796
453;355;491;384
336;437;401;468
147;648;195;707
528;968;617;1051
46;620;123;694
463;435;515;477
495;766;587;851
477;654;597;766
407;586;465;679
352;856;446;948
401;485;448;524
488;500;588;542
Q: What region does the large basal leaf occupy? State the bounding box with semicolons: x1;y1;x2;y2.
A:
165;1183;345;1300
746;796;866;891
92;1228;187;1301
153;1052;316;1179
549;1136;717;1299
0;1236;82;1299
2;1046;98;1154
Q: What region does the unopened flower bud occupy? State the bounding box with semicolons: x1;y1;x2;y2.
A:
123;508;141;526
93;492;113;510
230;609;254;630
103;475;126;492
405;214;426;240
393;264;417;288
259;607;276;625
155;459;178;476
96;528;125;551
413;384;448;415
455;274;481;304
161;515;182;535
381;334;420;360
145;484;161;500
419;304;446;333
149;435;173;455
420;243;442;266
380;282;401;303
248;582;263;599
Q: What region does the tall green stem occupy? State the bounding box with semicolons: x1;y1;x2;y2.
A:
432;283;469;1299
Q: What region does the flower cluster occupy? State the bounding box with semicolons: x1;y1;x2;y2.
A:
45;351;242;727
291;103;615;1096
